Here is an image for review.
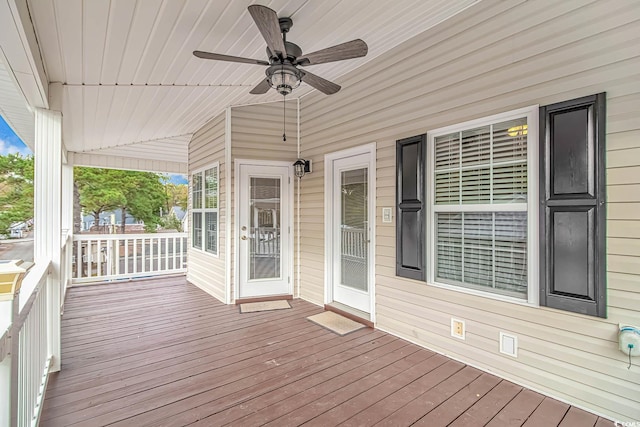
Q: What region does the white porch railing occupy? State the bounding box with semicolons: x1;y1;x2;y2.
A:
60;230;72;308
341;227;367;259
72;232;187;283
0;259;54;427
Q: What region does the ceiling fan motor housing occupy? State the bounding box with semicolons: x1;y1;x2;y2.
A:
266;41;303;63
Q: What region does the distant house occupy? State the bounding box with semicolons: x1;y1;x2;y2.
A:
81;211;143;233
169;206;188;232
9;220;31;238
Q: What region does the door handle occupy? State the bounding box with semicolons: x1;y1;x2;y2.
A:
241;235;247;240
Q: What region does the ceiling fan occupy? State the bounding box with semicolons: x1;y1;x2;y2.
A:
193;4;368;96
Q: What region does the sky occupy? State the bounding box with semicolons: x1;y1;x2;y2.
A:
0;114;187;184
0;115;32;156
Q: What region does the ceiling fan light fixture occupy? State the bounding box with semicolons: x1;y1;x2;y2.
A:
267;64;301;96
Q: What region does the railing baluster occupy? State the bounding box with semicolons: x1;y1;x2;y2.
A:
142;237;146;273
173;237;177;270
180;236;184;269
164;237;169;271
133;238;138;273
124;237;129;275
87;240;93;277
97;239;102;278
150;237;154;272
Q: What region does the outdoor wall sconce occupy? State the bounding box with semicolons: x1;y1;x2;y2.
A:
293;159;311;178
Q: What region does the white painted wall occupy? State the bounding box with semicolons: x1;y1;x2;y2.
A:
299;0;640;422
187;112;226;302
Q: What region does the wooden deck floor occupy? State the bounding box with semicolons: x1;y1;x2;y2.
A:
41;277;614;427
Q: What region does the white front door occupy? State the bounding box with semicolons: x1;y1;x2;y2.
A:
238;163;291;298
327;147;374;314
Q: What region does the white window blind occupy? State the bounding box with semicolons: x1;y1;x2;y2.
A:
433;117;529;298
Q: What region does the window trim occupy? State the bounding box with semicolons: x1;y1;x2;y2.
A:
191;162;220;257
426;106;539;306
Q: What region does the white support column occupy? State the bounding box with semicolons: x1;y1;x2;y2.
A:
34;108;62;372
61;163;74;303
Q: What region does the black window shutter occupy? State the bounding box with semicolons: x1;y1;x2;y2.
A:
539;93;606;317
396;134;426;280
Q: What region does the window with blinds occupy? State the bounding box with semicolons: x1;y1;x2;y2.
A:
191;164;219;255
432;116;530;299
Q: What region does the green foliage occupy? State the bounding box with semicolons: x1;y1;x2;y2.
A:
0;154;34;234
75;167;168;233
74;168;126;223
163;181;188;211
160;214;183;232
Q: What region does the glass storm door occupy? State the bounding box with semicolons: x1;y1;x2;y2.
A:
238;164;291;298
331;153;372;313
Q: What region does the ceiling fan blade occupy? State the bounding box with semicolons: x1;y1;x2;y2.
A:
248;5;286;58
297;39;368;66
250;78;271;95
300;71;341;95
193;51;269;66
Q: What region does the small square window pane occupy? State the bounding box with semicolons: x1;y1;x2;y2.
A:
436;213;462;282
461;168;490;204
205;167;218;209
205;212;217;254
435;171;460;205
493;118;528;164
493;163;528;203
435;133;460;170
192;212;202;249
461;126;490;166
192;174;203;209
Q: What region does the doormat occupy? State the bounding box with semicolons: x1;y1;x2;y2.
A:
239;300;291;313
307;311;366;336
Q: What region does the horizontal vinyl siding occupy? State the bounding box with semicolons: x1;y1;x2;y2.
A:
187;112;226;302
299;0;640;422
230;101;298;301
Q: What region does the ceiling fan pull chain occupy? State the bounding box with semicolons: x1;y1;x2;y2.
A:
283;93;287;142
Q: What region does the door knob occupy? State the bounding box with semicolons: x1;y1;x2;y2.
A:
241;235;247;240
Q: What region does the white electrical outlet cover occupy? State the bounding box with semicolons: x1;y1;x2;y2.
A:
500;332;518;357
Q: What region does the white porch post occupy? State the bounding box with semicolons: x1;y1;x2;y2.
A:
34;108;63;372
61;162;74;298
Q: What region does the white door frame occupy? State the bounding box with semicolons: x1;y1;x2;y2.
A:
234;159;294;300
324;143;376;322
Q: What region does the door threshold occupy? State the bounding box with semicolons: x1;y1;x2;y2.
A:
235;294;293;305
325;302;374;328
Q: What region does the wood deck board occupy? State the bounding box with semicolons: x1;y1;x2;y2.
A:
449;380;523;427
179;336;402;427
40;277;616;427
43;318;325;411
522;397;570;427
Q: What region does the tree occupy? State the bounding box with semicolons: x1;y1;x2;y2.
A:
0;154;34;234
74;167;126;227
75;168;167;233
164;182;188;212
114;170;167;232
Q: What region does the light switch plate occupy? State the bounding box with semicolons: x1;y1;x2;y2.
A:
382;207;392;223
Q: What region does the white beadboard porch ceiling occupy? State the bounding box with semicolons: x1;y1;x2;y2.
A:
26;0;477;162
